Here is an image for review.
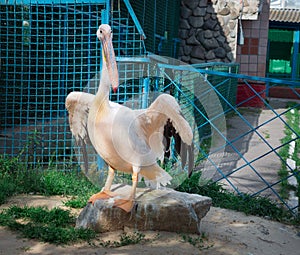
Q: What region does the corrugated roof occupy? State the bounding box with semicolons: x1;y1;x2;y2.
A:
269;8;300;23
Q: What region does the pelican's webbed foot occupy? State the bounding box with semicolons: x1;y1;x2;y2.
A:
88;190;116;205
114;198;134;212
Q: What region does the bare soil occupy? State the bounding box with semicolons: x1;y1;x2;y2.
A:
0;195;299;255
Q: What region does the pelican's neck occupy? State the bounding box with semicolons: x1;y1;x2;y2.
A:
94;52;110;110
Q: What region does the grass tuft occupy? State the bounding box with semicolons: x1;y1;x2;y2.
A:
0;155;98;207
99;231;146;248
0;206;96;244
176;171;298;223
181;233;213;250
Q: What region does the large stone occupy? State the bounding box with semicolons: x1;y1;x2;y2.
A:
180;55;191;63
184;44;193;55
205;50;216;60
199;0;209;7
187;34;200;45
203;19;218;30
191;45;205;59
180;19;191;29
188;16;204;28
179;29;190;39
76;184;212;234
216;34;226;44
207;5;215;14
199;34;219;50
193;7;206;17
190;57;205;64
181;4;192;19
204;30;213;39
219;7;231;16
184;0;199;10
214;47;227;58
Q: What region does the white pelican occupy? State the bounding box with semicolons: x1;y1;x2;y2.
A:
66;24;194;212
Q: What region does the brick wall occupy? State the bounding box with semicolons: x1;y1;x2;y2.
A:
236;0;270;77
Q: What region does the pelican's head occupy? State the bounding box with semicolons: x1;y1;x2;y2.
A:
97;24;119;93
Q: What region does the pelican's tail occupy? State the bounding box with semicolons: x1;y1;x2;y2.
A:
140;164;172;189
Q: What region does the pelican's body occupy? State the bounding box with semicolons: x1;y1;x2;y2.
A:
66;24;193;212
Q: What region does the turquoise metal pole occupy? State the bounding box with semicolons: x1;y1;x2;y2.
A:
292;30;299;81
96;2;111;171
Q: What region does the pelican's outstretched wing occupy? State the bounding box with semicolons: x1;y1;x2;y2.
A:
139;94;194;176
65;91;95;173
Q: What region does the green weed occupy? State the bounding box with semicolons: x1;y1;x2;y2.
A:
0;155;98;207
176;171;296;222
181;233;213;250
277;104;300;208
0;206;96;244
99;231;146;248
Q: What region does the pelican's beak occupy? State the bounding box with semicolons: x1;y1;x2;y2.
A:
99;28;119;93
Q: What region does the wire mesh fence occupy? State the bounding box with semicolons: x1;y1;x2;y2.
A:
1;1;105;168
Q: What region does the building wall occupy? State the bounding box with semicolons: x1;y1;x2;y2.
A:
236;0;270;77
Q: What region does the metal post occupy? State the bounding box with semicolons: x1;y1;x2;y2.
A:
96;1;111;171
142;77;149;109
59;14;67;117
292;30;299;81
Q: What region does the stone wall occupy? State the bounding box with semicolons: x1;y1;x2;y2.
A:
178;0;261;64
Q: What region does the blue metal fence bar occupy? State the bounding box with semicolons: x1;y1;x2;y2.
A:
116;56;150;63
157;63;300;87
292;30;300;81
290;84;300;97
192;62;240;69
122;0;146;39
94;1;114;171
1;0;109;4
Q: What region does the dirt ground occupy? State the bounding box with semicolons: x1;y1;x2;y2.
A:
0;195;299;255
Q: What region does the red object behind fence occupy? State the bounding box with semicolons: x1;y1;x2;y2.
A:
236;83;266;107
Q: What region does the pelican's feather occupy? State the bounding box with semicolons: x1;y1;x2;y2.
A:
138;94;194;174
66;92;95;173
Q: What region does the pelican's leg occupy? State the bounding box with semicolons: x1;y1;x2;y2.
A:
114;166;139;212
88;166;116;204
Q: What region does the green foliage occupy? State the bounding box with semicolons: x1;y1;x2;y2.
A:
0;206;96;244
0;156;42;204
277;105;300;205
181;233;213;250
0;179;17;205
4;206;74;227
0;155;98;207
176;172;294;222
176;171;224;197
40;170;98;197
99;232;146;248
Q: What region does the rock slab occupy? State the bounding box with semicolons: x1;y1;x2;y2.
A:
76;184;212;234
